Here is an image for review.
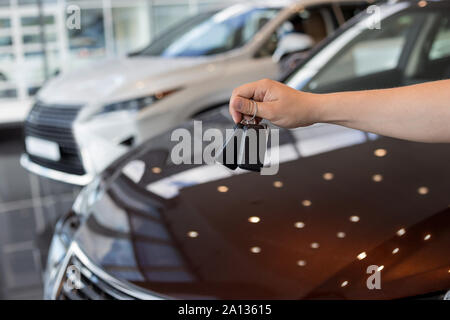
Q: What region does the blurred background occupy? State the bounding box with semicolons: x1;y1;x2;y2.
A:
0;0;238;300
0;0;238;122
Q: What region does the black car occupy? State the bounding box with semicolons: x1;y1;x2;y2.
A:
44;0;450;300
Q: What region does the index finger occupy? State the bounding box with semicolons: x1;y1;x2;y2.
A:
231;79;271;101
229;79;270;123
231;81;259;100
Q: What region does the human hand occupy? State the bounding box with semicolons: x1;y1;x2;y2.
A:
229;79;320;128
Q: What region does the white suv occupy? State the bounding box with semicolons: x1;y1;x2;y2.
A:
21;0;368;185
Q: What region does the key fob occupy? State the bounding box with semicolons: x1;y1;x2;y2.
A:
215;123;245;170
237;122;268;172
216;121;269;172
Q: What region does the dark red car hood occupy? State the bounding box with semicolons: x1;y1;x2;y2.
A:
75;114;450;299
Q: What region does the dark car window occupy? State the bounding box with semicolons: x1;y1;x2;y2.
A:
429;15;450;60
256;7;329;59
306;12;424;91
138;7;279;57
301;9;450;93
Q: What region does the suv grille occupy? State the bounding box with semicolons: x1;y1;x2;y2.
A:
57;256;135;300
24;101;85;175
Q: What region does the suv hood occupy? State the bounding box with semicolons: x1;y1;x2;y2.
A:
74;110;450;299
38;56;220;105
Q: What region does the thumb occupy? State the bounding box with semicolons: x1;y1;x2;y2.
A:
230;96;271;123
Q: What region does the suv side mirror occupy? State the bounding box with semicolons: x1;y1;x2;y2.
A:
272;33;314;62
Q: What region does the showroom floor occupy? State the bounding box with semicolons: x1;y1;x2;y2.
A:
0;126;80;299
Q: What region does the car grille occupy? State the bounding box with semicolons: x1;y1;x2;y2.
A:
57;255;135;300
24;101;85;175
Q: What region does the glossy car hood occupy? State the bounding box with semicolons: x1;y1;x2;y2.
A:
38;56;220;105
75;111;450;299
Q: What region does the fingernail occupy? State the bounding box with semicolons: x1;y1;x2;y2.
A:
235;98;243;111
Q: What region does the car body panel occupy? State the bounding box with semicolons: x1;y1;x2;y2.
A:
38;57;214;105
70;109;450;299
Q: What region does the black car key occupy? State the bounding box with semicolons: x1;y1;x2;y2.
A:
216;119;269;172
215;122;245;170
237;122;268;172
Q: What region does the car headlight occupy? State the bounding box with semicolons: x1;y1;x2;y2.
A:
99;88;181;114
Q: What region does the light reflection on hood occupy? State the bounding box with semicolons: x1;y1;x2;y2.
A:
136;123;377;199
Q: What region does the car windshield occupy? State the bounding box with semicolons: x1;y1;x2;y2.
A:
137;6;279;57
288;6;450;92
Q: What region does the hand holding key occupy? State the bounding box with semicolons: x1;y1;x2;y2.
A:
230;78;450;143
229;78;320;128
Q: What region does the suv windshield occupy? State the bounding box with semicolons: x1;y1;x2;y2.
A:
290;7;450;92
138;6;279;57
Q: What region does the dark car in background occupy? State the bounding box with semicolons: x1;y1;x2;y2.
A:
44;0;450;300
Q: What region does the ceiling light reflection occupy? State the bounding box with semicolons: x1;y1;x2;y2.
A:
323;172;334;181
297;260;306;267
357;252;367;260
217;185;229;193
396;228;406;236
341;281;349;287
273;181;283;188
294;221;305;229
301;200;312;207
250;246;261;254
151;167;162;174
350;215;360;223
374;148;387;157
187;231;199;238
337;232;346;238
372;174;383;182
418;0;427;7
248;216;260;223
392;248;399;254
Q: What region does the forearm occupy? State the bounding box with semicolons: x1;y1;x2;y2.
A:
314;80;450;143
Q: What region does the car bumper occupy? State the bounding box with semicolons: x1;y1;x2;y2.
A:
20;153;94;185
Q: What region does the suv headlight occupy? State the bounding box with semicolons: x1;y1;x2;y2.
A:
98;88;181;114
